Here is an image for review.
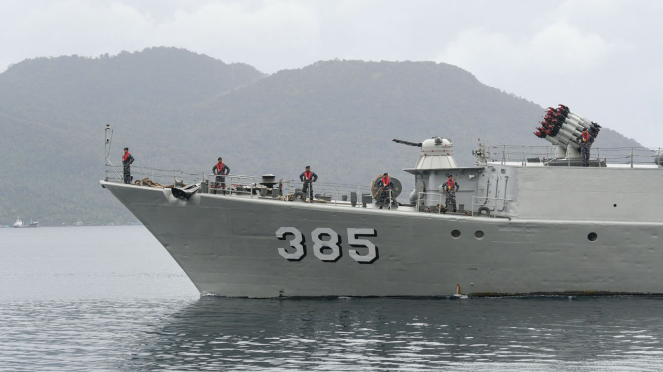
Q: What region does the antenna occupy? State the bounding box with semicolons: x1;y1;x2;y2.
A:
104;124;122;181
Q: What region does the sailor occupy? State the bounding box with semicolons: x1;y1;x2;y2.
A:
299;166;318;201
577;128;594;167
375;173;394;209
212;157;230;194
122;147;134;184
443;174;460;212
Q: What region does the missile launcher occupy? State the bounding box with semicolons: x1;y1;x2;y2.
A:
534;104;601;158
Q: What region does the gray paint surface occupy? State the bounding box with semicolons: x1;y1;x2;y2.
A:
102;164;663;297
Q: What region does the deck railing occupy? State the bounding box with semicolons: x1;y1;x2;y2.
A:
416;192;445;213
485;145;661;167
204;173;375;205
104;164;205;186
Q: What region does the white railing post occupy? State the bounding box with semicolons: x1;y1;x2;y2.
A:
522;146;525;166
335;185;338;206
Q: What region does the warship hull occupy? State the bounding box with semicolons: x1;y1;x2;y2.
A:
102;180;663;297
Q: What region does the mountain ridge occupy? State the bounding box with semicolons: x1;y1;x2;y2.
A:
0;47;644;225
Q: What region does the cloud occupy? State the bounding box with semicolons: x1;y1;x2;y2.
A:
0;1;321;72
438;22;633;79
0;0;662;146
154;1;321;66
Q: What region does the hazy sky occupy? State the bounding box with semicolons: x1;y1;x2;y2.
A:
2;0;662;147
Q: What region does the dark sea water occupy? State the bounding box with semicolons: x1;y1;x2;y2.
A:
1;226;663;371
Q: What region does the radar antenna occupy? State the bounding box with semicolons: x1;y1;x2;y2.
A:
472;138;489;165
392;139;422;147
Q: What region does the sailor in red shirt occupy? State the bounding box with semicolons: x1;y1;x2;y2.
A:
212;157;230;194
577;128;594;167
376;173;394;209
122;147;134;184
299;166;318;201
443;174;460;212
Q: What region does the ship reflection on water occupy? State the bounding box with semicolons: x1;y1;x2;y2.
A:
125;296;663;371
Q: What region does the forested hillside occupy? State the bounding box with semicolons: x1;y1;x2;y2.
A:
0;48;643;225
0;47;265;225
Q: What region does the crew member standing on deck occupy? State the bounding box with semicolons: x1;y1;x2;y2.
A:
212;157;230;194
299;166;318;201
122;147;134;184
375;173;394;209
577;128;594;167
443;174;460;212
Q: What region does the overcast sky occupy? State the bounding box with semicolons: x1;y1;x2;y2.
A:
2;0;662;147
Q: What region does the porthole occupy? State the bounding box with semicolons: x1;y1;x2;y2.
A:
588;232;598;242
451;230;461;239
613;204;617;207
474;230;484;240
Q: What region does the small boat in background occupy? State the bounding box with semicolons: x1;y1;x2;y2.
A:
12;217;38;228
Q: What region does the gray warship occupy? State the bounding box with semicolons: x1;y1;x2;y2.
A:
101;106;663;297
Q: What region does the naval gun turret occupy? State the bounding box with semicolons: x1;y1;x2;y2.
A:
395;137;467;210
393;136;459;169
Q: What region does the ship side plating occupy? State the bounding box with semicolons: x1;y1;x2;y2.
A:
102;162;663;297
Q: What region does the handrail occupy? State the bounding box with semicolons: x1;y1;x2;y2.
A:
415;191;451;214
103;164;205;186
204;173;374;205
103;164;376;204
484;145;661;166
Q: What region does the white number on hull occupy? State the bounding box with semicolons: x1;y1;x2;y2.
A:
275;227;306;261
312;228;342;262
347;228;379;264
275;227;378;264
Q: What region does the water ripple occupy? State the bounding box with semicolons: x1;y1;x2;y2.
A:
3;297;661;371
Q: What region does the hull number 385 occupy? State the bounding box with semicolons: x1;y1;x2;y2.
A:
275;227;378;264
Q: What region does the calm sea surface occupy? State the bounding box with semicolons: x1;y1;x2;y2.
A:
1;226;663;371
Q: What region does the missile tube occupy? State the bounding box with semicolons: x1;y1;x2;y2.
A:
533;104;601;155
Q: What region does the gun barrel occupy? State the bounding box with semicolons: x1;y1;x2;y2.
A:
392;139;422;147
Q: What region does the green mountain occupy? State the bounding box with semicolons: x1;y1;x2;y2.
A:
0;47;264;225
0;48;643;226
